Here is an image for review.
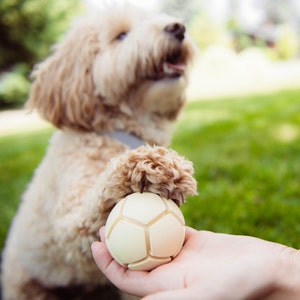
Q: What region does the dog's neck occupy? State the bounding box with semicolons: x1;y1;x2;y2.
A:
107;130;145;149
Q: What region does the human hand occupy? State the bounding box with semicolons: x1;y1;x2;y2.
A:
91;226;300;300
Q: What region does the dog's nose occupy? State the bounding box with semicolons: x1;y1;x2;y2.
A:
164;23;186;41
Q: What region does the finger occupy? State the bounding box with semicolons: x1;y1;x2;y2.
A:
185;226;197;237
99;226;106;242
91;241;114;271
184;226;198;243
142;287;196;300
90;242;129;287
91;242;151;297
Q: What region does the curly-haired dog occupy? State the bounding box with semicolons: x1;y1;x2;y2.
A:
1;5;197;300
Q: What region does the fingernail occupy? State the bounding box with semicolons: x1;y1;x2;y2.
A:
100;226;106;241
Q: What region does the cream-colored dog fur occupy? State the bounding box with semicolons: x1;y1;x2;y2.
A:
1;5;197;300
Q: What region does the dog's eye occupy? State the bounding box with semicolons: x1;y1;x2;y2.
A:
116;32;128;41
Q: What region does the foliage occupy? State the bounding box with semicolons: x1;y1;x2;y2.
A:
1;89;300;252
189;11;231;51
275;24;300;60
0;64;30;107
0;0;82;70
230;23;300;60
0;0;83;108
226;0;300;60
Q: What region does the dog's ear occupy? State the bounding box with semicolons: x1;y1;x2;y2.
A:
26;24;106;131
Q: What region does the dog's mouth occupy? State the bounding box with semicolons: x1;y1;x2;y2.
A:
161;60;185;78
150;51;187;80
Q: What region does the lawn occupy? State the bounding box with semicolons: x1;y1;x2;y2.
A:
0;128;54;250
173;89;300;248
1;89;300;252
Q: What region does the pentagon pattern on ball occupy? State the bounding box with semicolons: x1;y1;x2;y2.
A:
105;192;185;271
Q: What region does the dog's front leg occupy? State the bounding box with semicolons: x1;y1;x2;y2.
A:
98;145;197;216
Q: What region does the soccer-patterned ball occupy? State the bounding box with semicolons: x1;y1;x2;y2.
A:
105;192;185;271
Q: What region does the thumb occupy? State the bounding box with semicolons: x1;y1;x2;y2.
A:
142;288;196;300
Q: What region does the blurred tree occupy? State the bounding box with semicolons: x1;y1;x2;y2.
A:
0;0;82;107
275;24;299;59
0;0;82;71
227;0;300;58
189;13;231;50
189;1;231;51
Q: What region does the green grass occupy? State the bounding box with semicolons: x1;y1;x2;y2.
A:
1;89;300;252
172;89;300;248
0;128;54;250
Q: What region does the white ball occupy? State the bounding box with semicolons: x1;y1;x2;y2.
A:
105;192;185;271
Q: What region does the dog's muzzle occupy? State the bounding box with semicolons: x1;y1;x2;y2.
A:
145;22;190;81
164;23;186;42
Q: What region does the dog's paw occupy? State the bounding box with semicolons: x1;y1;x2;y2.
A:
102;145;197;207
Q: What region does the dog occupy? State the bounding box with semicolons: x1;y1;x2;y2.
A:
1;5;197;300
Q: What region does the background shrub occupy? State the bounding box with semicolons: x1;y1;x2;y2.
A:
0;0;82;108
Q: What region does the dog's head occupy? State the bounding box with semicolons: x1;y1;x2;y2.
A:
27;6;196;144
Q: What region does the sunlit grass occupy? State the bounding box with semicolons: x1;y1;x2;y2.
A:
0;110;51;137
172;89;300;248
1;89;300;252
0;128;53;249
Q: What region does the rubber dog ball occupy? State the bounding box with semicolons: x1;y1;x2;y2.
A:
105;192;185;271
